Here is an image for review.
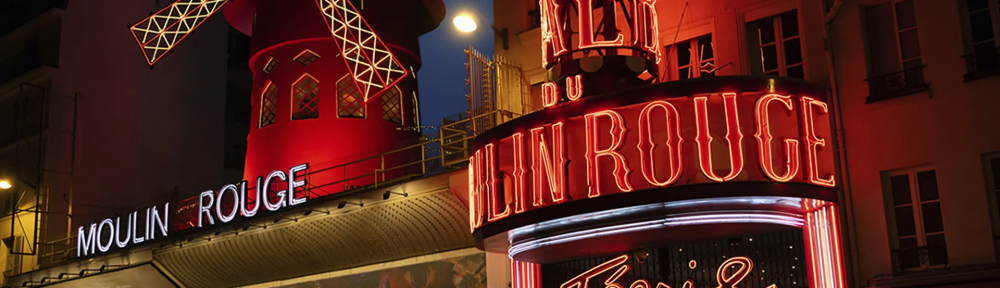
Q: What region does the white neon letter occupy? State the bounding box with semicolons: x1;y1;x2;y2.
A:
131;211;145;244
77;224;97;257
114;215;132;248
151;203;169;239
96;218;114;253
198;190;215;227
216;184;240;223
287;163;309;206
263;170;288;211
241;179;260;217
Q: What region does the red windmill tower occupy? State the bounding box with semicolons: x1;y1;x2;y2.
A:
128;0;444;200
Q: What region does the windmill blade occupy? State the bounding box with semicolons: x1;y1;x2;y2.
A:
315;0;410;103
130;0;230;66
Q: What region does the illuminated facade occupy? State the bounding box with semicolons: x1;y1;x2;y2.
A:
486;0;1000;287
8;0;1000;287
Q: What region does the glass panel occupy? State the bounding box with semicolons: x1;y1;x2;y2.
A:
784;39;802;65
781;12;800;38
786;65;804;79
698;35;714;60
897;237;921;269
677;42;692;67
917;170;939;201
762;44;779;72
891;174;912;205
895;0;917;30
926;234;948;266
759;18;776;44
895;206;917;237
968;0;989;11
678;67;691;80
921;202;944;233
899;29;921;60
970;10;995;43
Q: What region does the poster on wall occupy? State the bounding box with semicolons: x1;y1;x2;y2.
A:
276;254;487;288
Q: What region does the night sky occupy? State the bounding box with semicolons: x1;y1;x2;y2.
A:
416;0;495;133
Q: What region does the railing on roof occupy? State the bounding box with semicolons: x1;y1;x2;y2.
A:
34;47;535;269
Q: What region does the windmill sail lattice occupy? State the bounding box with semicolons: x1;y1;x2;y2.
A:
130;0;230;65
315;0;409;102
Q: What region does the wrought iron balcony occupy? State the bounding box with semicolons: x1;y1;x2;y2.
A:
865;65;928;103
962;47;1000;82
892;244;948;272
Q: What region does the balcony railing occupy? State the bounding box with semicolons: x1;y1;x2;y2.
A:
962;47;1000;82
865;65;928;103
892;244;948;273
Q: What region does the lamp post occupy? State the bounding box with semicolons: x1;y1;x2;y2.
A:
452;11;509;50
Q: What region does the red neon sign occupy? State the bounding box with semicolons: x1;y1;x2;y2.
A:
556;255;776;288
469;91;836;231
585;110;634;197
539;0;659;68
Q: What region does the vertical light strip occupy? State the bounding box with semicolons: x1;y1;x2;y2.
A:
804;201;847;288
512;260;542;288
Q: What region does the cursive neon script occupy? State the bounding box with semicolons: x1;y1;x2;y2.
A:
560;255;776;288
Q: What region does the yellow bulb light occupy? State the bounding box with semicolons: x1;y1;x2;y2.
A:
453;15;478;33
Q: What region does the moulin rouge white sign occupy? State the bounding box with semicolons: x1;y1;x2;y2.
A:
77;163;310;257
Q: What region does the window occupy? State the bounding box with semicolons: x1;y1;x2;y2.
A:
292;74;319;120
293;49;320;66
382;86;402;124
259;81;278;128
863;0;927;102
263;57;278;74
747;11;804;79
982;153;1000;261
665;34;715;81
961;0;1000;79
883;168;947;271
337;75;364;118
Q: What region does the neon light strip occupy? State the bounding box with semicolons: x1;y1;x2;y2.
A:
508;211;803;257
804;201;846;288
508;196;806;238
129;0;229;65
315;0;409;103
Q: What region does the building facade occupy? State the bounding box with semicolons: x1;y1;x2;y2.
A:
487;0;1000;287
6;0;1000;288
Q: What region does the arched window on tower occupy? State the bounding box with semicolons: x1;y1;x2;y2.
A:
337;75;364;118
292;74;320;120
259;81;278;128
382;86;402;124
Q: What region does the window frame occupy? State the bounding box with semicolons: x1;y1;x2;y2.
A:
891;0;922;70
959;0;1000;55
746;10;805;79
336;75;366;118
981;152;1000;262
664;34;715;81
259;81;278;128
381;86;403;124
291;73;320;120
882;166;947;271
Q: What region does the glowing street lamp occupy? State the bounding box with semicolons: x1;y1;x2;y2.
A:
453;15;477;33
0;180;11;190
451;12;509;50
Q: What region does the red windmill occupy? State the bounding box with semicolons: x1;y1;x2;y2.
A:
128;0;445;209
